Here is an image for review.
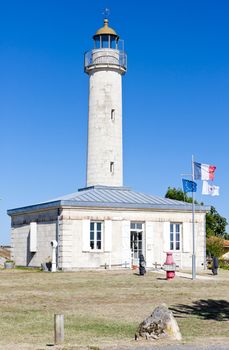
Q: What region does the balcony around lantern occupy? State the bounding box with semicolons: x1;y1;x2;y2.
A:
84;49;127;74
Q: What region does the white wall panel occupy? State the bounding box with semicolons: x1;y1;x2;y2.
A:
104;220;112;252
163;222;170;252
30;222;37;252
82;219;90;251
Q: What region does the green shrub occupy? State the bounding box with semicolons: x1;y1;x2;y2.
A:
206;236;224;258
218;259;229;270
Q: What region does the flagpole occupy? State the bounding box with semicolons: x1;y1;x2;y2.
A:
191;155;196;280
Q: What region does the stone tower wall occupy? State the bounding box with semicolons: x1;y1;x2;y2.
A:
86;68;123;187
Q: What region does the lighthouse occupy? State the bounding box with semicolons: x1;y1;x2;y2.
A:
8;17;208;272
84;18;127;187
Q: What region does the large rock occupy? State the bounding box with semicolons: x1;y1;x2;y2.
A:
136;304;182;341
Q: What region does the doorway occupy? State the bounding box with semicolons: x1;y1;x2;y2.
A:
130;222;144;266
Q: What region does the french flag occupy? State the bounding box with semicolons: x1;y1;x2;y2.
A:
194;162;216;180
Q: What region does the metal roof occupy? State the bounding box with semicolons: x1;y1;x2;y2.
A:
7;185;209;215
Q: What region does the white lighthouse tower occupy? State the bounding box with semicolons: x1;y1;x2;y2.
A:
84;18;127;187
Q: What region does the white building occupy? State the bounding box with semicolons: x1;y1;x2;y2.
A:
7;19;208;270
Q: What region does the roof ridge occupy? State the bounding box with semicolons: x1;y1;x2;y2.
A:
78;185;132;192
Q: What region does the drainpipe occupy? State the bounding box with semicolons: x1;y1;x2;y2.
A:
56;208;61;270
204;213;207;270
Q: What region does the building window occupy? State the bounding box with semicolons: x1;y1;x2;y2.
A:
111;109;115;121
110;162;114;173
90;222;103;250
170;223;181;251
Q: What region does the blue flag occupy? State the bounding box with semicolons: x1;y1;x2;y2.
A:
182;179;197;193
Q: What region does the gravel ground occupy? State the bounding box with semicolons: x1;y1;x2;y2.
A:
107;346;229;350
103;339;229;350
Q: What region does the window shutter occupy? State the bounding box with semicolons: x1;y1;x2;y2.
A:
183;222;191;252
104;220;112;252
82;219;90;251
163;222;170;252
30;222;37;252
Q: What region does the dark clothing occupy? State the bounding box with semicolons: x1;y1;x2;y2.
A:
213;257;219;268
212;257;219;275
139;254;146;276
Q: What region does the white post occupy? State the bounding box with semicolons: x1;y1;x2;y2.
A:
109;251;111;270
191;155;196;280
51;240;58;272
54;314;64;344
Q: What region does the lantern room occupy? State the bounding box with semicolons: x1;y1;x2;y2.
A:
93;19;119;49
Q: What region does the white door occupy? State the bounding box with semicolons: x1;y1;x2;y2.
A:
130;222;144;266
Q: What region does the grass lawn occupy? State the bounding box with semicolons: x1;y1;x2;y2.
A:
0;269;228;349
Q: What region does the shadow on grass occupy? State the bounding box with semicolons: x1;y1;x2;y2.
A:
170;299;229;321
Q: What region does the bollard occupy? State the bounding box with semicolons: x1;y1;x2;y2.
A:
54;314;64;345
163;252;176;280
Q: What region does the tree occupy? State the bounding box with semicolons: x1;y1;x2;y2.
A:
206;236;224;258
165;187;228;238
165;187;191;202
165;187;201;205
206;206;228;238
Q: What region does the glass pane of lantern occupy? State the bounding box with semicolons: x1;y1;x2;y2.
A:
102;35;109;48
95;37;100;49
110;36;116;48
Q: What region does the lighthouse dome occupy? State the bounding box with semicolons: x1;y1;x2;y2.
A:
93;19;119;40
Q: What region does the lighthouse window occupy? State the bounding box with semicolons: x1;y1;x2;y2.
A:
102;35;109;48
111;109;115;121
110;162;114;173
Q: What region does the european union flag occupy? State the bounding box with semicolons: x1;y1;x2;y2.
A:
182;179;197;193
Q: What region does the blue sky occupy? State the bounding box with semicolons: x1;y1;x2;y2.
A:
1;0;229;244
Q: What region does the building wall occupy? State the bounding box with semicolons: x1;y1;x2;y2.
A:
59;207;206;270
10;206;206;270
11;209;58;267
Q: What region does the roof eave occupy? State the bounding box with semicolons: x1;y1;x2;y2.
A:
7;199;210;216
7;200;61;216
